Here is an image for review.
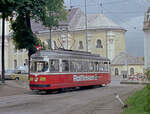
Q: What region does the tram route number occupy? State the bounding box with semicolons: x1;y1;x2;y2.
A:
73;75;98;81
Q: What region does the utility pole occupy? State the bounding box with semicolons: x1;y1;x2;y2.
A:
49;11;52;50
49;28;52;50
70;0;72;9
100;0;103;14
1;12;5;83
85;0;88;52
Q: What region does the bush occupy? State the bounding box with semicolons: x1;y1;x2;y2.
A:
144;84;150;112
145;69;150;81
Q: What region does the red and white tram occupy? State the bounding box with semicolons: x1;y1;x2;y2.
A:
29;49;111;91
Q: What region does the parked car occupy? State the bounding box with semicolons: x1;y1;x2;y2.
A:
11;70;28;80
4;69;16;80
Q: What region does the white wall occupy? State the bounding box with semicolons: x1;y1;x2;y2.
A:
144;30;150;69
0;19;11;36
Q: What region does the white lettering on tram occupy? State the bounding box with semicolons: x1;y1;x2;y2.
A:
73;75;98;81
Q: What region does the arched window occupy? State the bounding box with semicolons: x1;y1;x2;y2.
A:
14;59;17;69
53;41;58;49
96;39;103;48
130;68;134;75
78;41;83;49
115;68;119;76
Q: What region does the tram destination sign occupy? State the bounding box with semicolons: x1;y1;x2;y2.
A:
73;75;98;81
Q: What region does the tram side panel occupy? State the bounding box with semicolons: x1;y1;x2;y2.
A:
30;72;110;90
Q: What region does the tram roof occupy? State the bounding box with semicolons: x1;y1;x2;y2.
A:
31;49;110;61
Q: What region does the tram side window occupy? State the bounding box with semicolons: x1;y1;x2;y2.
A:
82;61;88;72
62;60;69;72
94;62;99;72
89;61;94;72
70;61;77;72
104;62;108;72
99;62;104;72
49;59;59;72
76;61;82;72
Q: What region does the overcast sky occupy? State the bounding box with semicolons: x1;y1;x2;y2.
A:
64;0;150;56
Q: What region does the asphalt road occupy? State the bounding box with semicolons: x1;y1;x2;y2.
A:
0;76;144;114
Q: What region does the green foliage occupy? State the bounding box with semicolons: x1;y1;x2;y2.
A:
0;0;14;18
11;13;38;55
145;84;150;112
42;0;67;28
123;86;150;114
145;69;150;81
10;0;66;55
1;0;66;56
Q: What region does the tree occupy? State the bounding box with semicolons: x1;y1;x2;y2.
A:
11;0;67;79
42;0;67;49
0;0;14;83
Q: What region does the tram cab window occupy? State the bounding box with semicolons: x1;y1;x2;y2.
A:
62;60;69;72
49;59;59;72
31;61;49;72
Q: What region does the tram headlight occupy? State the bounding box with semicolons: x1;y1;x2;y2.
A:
40;77;46;81
30;77;33;81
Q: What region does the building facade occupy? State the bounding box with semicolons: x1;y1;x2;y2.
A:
111;52;144;76
5;8;126;70
0;19;11;71
143;7;150;69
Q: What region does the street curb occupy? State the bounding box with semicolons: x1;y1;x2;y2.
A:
120;80;150;84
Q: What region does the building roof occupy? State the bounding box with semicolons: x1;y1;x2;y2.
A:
111;52;144;65
73;13;124;31
31;8;125;33
31;8;79;33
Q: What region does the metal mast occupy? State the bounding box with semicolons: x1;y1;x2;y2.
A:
85;0;88;52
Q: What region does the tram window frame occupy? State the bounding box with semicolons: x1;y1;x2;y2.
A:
31;61;49;73
62;60;69;72
94;61;99;72
99;61;104;72
70;60;77;72
49;59;59;72
76;60;82;72
82;60;88;72
104;61;109;72
89;61;94;72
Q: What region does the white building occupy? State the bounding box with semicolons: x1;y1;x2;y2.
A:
0;19;10;70
143;7;150;69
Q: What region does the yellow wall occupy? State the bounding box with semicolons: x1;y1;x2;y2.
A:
7;29;126;70
111;64;144;76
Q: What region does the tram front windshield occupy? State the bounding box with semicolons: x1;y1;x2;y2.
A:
31;61;49;73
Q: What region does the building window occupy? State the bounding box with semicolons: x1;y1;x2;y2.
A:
78;41;83;49
14;48;17;53
130;68;134;75
96;39;103;48
14;59;17;69
25;59;28;65
53;41;58;49
115;68;119;76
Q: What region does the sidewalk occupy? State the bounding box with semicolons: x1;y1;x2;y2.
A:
0;80;30;97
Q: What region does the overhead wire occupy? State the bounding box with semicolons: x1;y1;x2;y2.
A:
65;0;145;31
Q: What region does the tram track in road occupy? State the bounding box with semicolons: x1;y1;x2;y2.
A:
0;85;143;114
66;86;143;114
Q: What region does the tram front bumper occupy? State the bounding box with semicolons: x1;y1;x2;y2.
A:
30;84;51;89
